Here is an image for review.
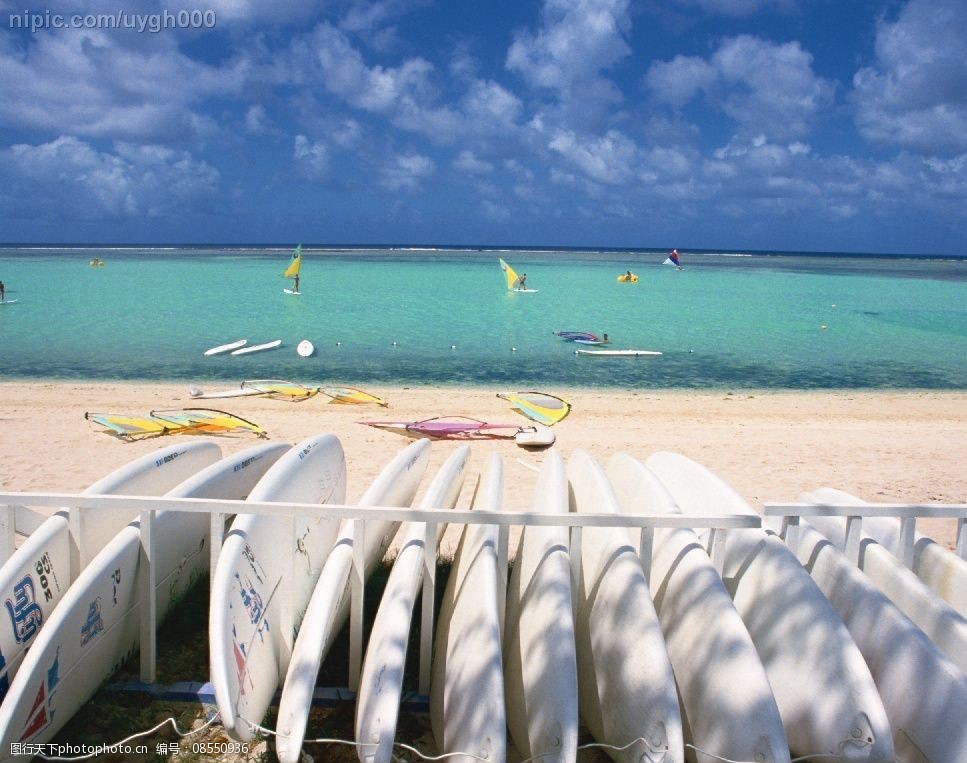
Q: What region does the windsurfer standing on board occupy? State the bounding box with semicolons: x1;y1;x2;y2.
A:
293;274;300;293
0;280;5;302
516;273;527;290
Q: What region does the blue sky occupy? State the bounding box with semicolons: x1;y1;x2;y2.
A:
1;0;965;253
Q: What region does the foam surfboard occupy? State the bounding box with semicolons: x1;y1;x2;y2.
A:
430;453;506;763
350;445;470;763
647;452;894;762
274;439;436;763
568;450;683;763
502;449;579;763
210;433;347;742
0;443;289;749
0;441;220;700
608;453;789;763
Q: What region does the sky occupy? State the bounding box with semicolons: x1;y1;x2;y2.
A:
1;0;966;254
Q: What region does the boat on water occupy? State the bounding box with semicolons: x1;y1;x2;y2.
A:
498;258;538;292
283;244;302;294
617;271;638;282
663;249;683;269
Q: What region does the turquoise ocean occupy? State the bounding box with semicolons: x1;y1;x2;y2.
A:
0;247;965;389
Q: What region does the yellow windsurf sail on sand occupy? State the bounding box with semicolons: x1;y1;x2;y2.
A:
321;386;388;406
283;244;302;278
497;391;571;426
84;412;191;441
499;258;520;290
152;408;268;438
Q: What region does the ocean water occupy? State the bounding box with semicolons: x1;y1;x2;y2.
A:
0;247;965;389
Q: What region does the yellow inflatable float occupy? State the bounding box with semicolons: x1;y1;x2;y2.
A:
617;272;638;283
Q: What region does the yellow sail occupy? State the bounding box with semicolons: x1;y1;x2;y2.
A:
283;244;302;278
499;257;520;290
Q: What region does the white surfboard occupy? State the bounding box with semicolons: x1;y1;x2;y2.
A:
511;288;538;293
608;453;789;763
210;433;347;742
0;441;220;700
0;442;289;749
351;445;470;763
0;300;18;306
274;439;435;763
575;349;662;356
284;289;301;296
502;449;579;763
801;488;967;673
793;521;967;762
204;339;247;356
231;340;282;356
296;340;314;358
808;486;967;617
647;451;894;762
430;453;506;763
567;450;683;763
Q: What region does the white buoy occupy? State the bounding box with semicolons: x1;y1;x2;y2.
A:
392;341;398;346
336;341;342;346
451;345;457;350
511;347;517;352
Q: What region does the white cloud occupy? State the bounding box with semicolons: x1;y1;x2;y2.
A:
646;35;834;141
0;30;246;144
548;128;638;185
293;135;330;181
670;0;799;16
0;136;219;219
379;153;435;190
506;0;631;117
852;0;967;154
453;150;494;175
245;105;273;134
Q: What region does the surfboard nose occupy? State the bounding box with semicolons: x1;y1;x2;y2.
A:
838;711;892;761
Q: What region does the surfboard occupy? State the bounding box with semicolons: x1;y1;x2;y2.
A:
0;441;221;700
567;450;683;762
575;349;662;356
349;445;470;763
511;288;538;293
646;451;894;761
204;339;247;356
283;289;301;296
0;443;289;750
607;454;789;763
808;486;967;617
0;300;18;306
274;439;435;763
503;449;579;763
794;522;967;762
209;433;347;742
296;340;314;357
430;452;506;763
231;339;282;355
800;489;967;673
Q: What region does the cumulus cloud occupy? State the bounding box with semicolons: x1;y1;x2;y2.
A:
852;0;967;154
670;0;799;16
646;35;834;141
293;135;330;181
548;128;638;185
0;30;246;144
453;150;494;175
380;153;435;190
0;136;219;219
506;0;631;122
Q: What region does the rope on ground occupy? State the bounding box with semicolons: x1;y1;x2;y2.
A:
36;712;220;761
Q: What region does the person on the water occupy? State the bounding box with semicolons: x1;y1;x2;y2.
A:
602;333;610;343
0;280;5;302
293;274;300;293
625;270;633;278
516;273;527;289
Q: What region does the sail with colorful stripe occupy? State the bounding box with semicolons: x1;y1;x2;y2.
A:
663;249;682;269
497;391;571;426
320;386;388;406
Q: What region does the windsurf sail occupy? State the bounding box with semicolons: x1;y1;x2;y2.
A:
241;379;319;401
497;391;571;426
151;408;268;438
554;331;598;342
283;244;302;278
499;258;524;290
663;249;682;268
321;386;388;406
358;416;531;440
84;412;192;441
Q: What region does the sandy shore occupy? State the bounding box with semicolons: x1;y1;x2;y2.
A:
1;382;964;552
